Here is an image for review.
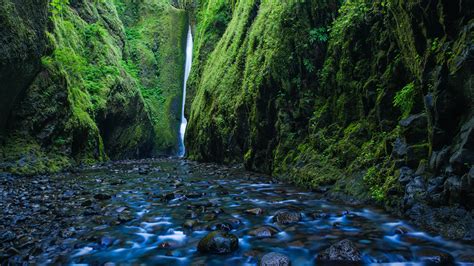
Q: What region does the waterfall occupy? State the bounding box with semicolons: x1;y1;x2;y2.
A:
178;25;193;157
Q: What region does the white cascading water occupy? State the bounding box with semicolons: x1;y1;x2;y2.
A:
178;25;193;157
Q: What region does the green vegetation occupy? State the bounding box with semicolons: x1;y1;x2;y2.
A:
115;0;187;152
1;0;188;174
186;0;472;211
393;82;416;118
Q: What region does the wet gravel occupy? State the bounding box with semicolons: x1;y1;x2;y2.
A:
1;158;474;265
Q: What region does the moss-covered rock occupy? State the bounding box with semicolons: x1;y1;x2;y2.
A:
187;0;473;239
0;0;189;174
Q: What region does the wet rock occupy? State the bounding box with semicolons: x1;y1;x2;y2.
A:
183;220;198;229
248;226;279;238
100;236;115;247
394;226;410;235
81;199;93;207
443;176;462;204
429;147;450;171
118;212;133;223
186;192;203;198
94;193;111;201
185;211;198;219
203;213;217;221
404;176;426;208
162;192;175;201
0;230;16;242
415;248;454;264
394;138;409;157
273;210;301;225
197;231;239;254
138;168;149;175
245;208;264;215
449;117;474;173
226;218;242;229
399;113;428;143
316;239;362;262
208;222;233;232
260;252;291;266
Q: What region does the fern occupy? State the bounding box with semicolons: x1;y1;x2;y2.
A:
393;82;416;118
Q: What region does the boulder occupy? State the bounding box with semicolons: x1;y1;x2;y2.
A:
404;176;426;208
248;226;280;238
260;252;291;266
197;231;239;254
272;210;301;225
316;239;362;262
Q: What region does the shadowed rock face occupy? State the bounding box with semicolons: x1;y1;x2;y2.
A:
0;0;49;133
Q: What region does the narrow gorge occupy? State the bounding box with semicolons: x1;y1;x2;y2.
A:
0;0;473;264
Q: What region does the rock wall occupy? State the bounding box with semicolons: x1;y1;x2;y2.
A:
187;0;473;239
0;0;188;174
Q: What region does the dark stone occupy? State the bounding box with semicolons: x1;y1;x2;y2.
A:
260;252;291;266
427;176;446;204
415;248;454;264
399;113;428;144
429;146;450;171
398;167;414;184
183;220;198;229
197;231;239;254
404;176;426;208
208;222;233;232
273;210;301;225
393;138;408;157
162;192;175;201
100;236;115;247
316;239;362;262
248;226;279;238
449;117;474;173
245;208;264;215
0;230;16;242
94;193;112;201
443;176;462;204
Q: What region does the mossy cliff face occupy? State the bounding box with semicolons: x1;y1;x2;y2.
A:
187;0;473;239
0;0;188;174
187;0;339;167
0;0;49;133
115;0;187;154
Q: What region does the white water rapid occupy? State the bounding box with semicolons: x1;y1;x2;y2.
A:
178;25;193;157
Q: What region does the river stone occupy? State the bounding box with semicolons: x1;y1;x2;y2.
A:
415;248;454;264
246;208;264;215
260;252;291;266
316;239;362;262
248;226;280;238
94;193;111;200
272;210;301;225
197;231;239;254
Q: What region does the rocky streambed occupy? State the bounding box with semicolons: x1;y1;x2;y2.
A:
1;159;473;264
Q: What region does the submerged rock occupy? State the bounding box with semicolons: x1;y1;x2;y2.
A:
197;231;239;254
246;208;264;215
260;252;291;266
415;248;454;264
272;210;301;225
248;226;280;238
94;193;112;201
316;239;362;262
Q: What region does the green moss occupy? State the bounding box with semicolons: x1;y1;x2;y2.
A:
116;0;187;152
393;82;416;118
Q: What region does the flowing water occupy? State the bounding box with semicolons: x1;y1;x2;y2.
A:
178;26;193;158
25;159;474;265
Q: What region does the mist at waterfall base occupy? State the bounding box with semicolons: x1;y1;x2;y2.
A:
178;26;193;157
